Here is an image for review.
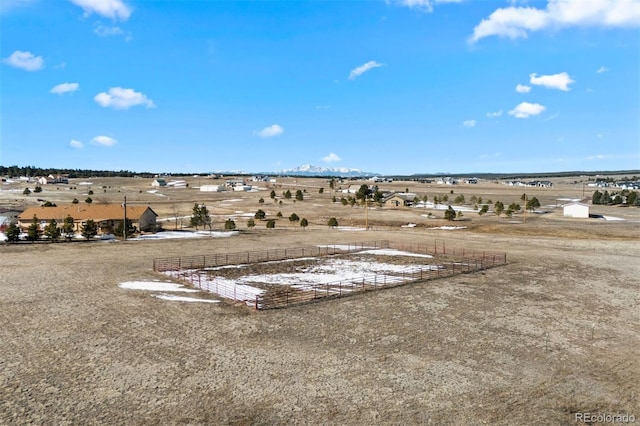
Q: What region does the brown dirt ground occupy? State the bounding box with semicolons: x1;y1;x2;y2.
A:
1;176;639;424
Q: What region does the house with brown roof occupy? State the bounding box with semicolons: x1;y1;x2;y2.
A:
17;204;158;234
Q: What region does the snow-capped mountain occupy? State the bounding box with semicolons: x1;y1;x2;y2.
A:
276;164;376;177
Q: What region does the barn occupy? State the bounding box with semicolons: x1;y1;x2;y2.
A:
563;202;589;218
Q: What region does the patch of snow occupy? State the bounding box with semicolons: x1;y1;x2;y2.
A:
77;181;93;185
336;226;367;231
119;281;198;292
0;232;6;242
602;216;625;221
129;231;238;240
557;198;582;202
152;294;220;303
359;249;433;258
147;190;158;193
401;223;417;228
428;226;467;230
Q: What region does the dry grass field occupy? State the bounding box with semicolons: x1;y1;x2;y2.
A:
1;175;639;424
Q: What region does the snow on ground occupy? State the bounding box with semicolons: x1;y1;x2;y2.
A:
316;244;375;251
130;230;238;240
359;248;433;258
77;181;93;185
557;198;582;202
428;226;467;230
414;202;477;212
603;216;625;221
152;294;220;303
0;232;6;242
161;250;443;305
401;223;417;228
336;226;367;231
119;281;199;292
205;257;318;271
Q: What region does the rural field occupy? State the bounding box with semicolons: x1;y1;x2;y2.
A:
1;175;639;424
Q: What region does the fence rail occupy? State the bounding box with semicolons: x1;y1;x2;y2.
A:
153;240;507;310
153;240;391;272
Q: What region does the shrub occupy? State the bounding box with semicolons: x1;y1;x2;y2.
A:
327;217;338;227
224;219;236;230
266;219;275;229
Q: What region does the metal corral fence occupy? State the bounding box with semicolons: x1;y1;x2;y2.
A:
153;240;507;310
153;240;391;272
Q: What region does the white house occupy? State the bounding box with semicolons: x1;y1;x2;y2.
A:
563;203;589;218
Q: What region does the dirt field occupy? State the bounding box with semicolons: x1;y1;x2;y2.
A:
1;176;639;424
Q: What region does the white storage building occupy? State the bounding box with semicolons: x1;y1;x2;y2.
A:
563;202;589;218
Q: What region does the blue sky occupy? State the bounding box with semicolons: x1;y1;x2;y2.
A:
1;0;639;175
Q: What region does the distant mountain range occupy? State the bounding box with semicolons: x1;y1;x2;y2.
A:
273;164;377;177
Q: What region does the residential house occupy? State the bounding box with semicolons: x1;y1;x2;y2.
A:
151;179;167;187
18;204;158;233
383;192;418;207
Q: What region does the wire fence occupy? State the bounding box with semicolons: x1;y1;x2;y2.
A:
153;240;391;272
153;240;507;310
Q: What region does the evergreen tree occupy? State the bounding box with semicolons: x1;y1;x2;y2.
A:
85;197;93;204
258;197;264;204
114;219;135;237
26;215;40;241
62;215;75;240
289;213;300;222
255;209;266;220
23;188;31;195
270;190;276;199
318;187;324;194
247;219;255;229
224;219;236;230
276;211;283;218
81;219;98;240
526;197;541;211
34;185;43;193
72;198;79;204
5;223;21;243
478;205;489;216
266;219;276;229
190;204;211;230
44;219;61;241
327;217;338;227
300;218;308;229
295;189;304;201
454;194;465;204
494;201;504;216
284;190;292;199
444;206;456;221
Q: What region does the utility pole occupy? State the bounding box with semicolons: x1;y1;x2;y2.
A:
123;196;127;241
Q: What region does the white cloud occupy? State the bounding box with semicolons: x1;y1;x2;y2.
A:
91;136;117;147
349;60;384;80
470;0;640;43
69;0;131;20
3;50;44;71
529;72;574;91
508;102;546;118
587;154;613;160
515;84;531;93
597;66;609;73
463;119;476;128
255;124;284;138
94;23;123;36
69;139;84;149
486;110;503;118
94;87;155;109
394;0;462;12
50;82;79;95
322;152;341;163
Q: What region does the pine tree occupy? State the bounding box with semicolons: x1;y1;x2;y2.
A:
62;215;75;240
295;190;304;201
44;219;61;241
81;219;98;240
300;218;308;230
224;219;236;230
5;223;21;243
26;215;40;241
444;206;456;221
327;217;338;227
247;219;255;229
